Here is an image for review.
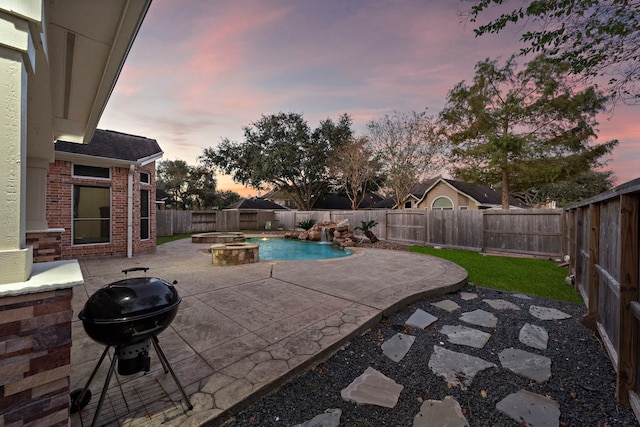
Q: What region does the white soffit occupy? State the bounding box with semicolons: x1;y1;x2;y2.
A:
46;0;151;143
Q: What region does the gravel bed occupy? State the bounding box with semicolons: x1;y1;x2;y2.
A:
224;283;639;427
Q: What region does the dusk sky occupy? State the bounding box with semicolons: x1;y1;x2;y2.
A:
99;0;639;196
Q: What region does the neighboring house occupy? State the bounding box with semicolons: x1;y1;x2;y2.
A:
48;129;163;259
227;197;288;210
401;177;529;210
312;192;385;210
264;189;384;210
156;188;169;210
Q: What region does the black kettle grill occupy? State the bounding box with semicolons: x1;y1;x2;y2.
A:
71;267;193;426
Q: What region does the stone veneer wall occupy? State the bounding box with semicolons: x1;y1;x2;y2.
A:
26;231;63;263
0;288;73;427
211;243;259;266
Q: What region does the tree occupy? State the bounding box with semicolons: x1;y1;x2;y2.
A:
200;112;354;210
157;159;191;209
440;55;618;208
355;220;379;243
187;165;217;210
516;169;615;207
366;110;445;209
215;190;241;209
328;137;383;210
469;0;640;103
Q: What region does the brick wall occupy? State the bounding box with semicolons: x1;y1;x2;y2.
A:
47;160;157;259
0;289;73;427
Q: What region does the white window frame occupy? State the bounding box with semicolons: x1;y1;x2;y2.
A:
431;196;454;210
140;171;150;184
72;185;111;245
140;188;150;240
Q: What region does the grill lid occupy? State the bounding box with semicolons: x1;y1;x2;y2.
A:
80;277;180;323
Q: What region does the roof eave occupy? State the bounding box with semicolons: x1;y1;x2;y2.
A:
54;150;160;167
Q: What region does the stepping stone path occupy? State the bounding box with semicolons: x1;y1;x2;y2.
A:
499;348;552;382
381;333;415;362
428;346;495;389
335;294;573;424
519;323;549;350
497;390;560;426
341;367;403;408
530;305;572;320
440;325;491;349
431;299;461;312
405;309;438;329
459;309;497;328
413;396;469;427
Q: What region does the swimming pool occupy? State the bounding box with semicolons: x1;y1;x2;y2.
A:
246;237;353;261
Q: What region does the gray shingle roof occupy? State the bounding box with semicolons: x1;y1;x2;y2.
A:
227;198;288;210
55;129;162;162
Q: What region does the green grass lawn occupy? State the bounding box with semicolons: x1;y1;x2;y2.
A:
409;246;582;303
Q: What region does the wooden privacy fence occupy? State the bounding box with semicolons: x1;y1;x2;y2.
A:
275;209;564;257
565;179;640;417
156;210;277;236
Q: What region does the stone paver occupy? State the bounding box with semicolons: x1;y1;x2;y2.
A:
428;346;496;389
440;325;491;349
496;390;560;427
381;333;416;362
519;323;549;350
405;309;438;329
459;309;497;328
413;396;469;427
341;367;404;408
529;305;572;320
459;292;477;301
431;299;461;312
483;298;521;310
498;348;552;383
293;408;341;427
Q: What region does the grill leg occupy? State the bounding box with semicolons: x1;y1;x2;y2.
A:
91;350;119;427
152;336;193;410
73;346;110;411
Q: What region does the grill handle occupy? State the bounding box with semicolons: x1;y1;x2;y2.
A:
131;322;164;337
122;267;149;275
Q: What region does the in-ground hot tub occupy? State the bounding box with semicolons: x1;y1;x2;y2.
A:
210;242;259;266
192;232;246;244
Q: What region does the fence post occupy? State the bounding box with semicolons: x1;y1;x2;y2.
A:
616;194;639;406
567;209;576;277
588;204;600;314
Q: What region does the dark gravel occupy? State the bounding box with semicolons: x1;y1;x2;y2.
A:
224;283;639;427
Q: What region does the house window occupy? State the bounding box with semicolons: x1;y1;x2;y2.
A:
405;201;413;209
73;164;110;179
432;196;454;210
140;189;150;240
140;172;150;184
73;185;110;244
459;206;469;210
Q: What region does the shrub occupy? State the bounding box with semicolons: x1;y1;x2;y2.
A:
296;218;317;231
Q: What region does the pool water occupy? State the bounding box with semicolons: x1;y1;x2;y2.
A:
246;237;353;261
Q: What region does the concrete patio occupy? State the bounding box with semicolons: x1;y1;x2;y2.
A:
70;238;467;426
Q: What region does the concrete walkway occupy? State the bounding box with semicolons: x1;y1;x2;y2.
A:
70;239;467;426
